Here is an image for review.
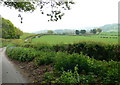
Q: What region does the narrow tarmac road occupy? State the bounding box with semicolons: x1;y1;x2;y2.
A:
0;47;29;84
0;48;2;85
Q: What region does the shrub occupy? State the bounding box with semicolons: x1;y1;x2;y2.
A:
56;66;98;84
6;47;36;62
29;43;54;52
54;53;90;73
44;72;55;81
54;52;119;84
34;51;56;66
57;66;80;84
53;41;120;61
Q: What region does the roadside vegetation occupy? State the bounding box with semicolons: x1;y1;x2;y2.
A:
1;18;119;84
6;41;120;84
1;1;119;84
3;32;119;84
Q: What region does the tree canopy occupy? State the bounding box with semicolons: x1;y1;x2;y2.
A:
96;28;102;34
90;29;97;34
75;30;79;35
47;30;54;34
80;30;86;34
1;17;23;39
0;0;75;22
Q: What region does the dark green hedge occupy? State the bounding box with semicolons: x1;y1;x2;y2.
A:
53;42;120;61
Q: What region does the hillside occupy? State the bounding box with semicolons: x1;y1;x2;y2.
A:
100;24;118;32
1;18;23;39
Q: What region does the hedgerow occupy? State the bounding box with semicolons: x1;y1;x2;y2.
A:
6;46;119;84
53;41;120;61
6;47;36;62
6;40;120;84
7;39;119;61
53;53;119;84
34;51;56;65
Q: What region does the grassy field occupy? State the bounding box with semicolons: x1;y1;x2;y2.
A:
31;33;118;45
20;33;36;40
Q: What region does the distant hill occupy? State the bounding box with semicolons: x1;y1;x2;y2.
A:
100;24;118;33
35;30;47;34
33;24;118;34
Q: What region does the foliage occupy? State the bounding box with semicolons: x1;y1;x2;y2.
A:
90;29;97;34
1;39;12;47
53;42;120;61
5;40;120;84
56;67;98;84
54;52;119;84
34;51;56;66
96;28;102;34
1;18;23;39
4;2;35;12
47;30;54;34
6;47;36;62
1;1;75;21
4;33;120;84
75;30;79;35
57;66;80;84
44;72;55;82
80;30;86;34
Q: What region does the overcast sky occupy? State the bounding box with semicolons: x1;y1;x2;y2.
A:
0;0;119;33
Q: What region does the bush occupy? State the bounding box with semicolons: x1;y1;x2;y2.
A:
54;53;91;73
29;43;54;52
53;41;120;61
6;47;36;62
53;66;99;84
57;66;80;84
54;52;119;84
34;51;56;66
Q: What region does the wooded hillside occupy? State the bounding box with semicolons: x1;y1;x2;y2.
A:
1;18;23;39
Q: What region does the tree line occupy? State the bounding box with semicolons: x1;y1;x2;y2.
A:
75;28;102;35
46;28;102;35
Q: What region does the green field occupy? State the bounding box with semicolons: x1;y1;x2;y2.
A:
31;33;118;45
20;33;36;40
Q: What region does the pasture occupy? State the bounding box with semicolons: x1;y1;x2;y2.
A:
20;33;36;40
31;33;118;45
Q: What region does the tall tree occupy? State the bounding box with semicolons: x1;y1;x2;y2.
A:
97;28;102;34
47;30;54;34
75;30;79;35
80;30;86;34
90;29;97;34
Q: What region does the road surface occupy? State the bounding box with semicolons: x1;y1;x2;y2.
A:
0;47;29;84
0;48;2;84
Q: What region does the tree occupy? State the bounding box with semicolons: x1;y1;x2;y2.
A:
1;18;23;39
47;30;54;34
0;0;75;22
80;30;86;34
96;28;102;34
14;27;23;38
90;29;97;34
75;30;79;35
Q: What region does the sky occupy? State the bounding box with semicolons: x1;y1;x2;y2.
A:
0;0;119;33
